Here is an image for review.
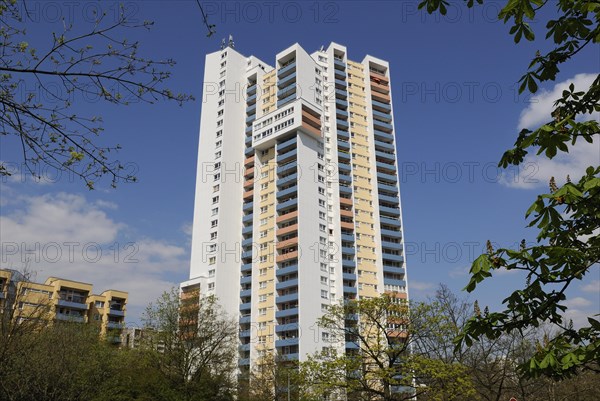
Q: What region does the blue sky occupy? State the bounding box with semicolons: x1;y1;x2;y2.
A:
1;1;598;325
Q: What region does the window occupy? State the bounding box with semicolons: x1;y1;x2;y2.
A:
259;281;267;289
319;199;325;207
209;257;216;265
217;120;223;127
319;211;326;220
211;207;218;216
212;196;219;204
259;255;268;263
215;151;221;159
322;332;330;342
260;230;267;238
217;110;224;117
319;224;326;232
211;219;218;228
213;173;220;181
318;187;325;195
261;183;268;190
260;218;268;226
216;130;223;137
259;294;267;302
210;232;217;240
208;269;215;277
216;140;222;147
213;184;220;192
320;276;328;284
320;263;328;271
208;282;215;290
259;308;267;316
260;206;268;214
259;268;267;276
321;290;328;299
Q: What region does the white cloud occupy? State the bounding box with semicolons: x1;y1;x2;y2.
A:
409;280;436;292
518;73;598;130
501;73;600;190
565;297;592;308
0;191;189;323
581;280;599;293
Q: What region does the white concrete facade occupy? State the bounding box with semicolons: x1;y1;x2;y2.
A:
185;42;409;372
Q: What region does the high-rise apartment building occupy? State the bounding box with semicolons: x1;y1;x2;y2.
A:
182;42;408;371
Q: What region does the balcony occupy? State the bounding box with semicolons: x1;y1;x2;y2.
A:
275;307;299;318
239;358;250;366
277;93;296;108
275;323;299;333
240;276;252;285
336;108;349;118
242;225;253;235
381;228;402;238
239;315;251;324
337;129;349;139
240;330;251;338
277;172;297;187
278;136;297;152
342;247;356;255
57;299;89;310
243;201;253;212
276;210;298;224
335;79;347;88
246;84;257;95
384;277;406;287
374;119;393;131
377;171;397;183
383;265;405;275
376;150;395;161
241;250;253;260
376;161;396;174
278;61;296;78
246;103;257;115
336;98;348;109
382;253;404;263
372;99;391;112
107;321;125;329
342;260;355;269
108;309;125;317
56;313;85;323
240;302;252;311
278;72;296;88
277;83;297;99
341;233;354;242
335;88;347;99
240;289;252;298
338;162;351;173
337;119;349;129
276;278;298;291
245;147;254;156
379;206;400;217
334;68;347;79
276;250;298;263
246;93;257;104
276;197;298;212
346;342;360;350
243;213;253;224
372;109;392;122
245;125;253;134
277;185;297;199
339;185;352;194
378;182;398;194
277;148;297;164
239;343;251;352
279;353;299;361
375;139;395;151
277;162;296;175
277;223;298;236
241;263;252;272
275;337;299;347
338;141;350;151
343;286;357;294
276;293;299;303
276;264;298;277
245;115;255;124
380;216;401;227
374;129;394;142
343;272;357;281
334;58;345;70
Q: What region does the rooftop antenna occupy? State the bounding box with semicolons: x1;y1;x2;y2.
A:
220;38;226;50
320;45;325;52
228;34;235;49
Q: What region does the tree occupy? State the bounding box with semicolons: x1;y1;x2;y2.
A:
419;0;600;379
142;288;238;401
0;0;195;189
299;293;476;401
